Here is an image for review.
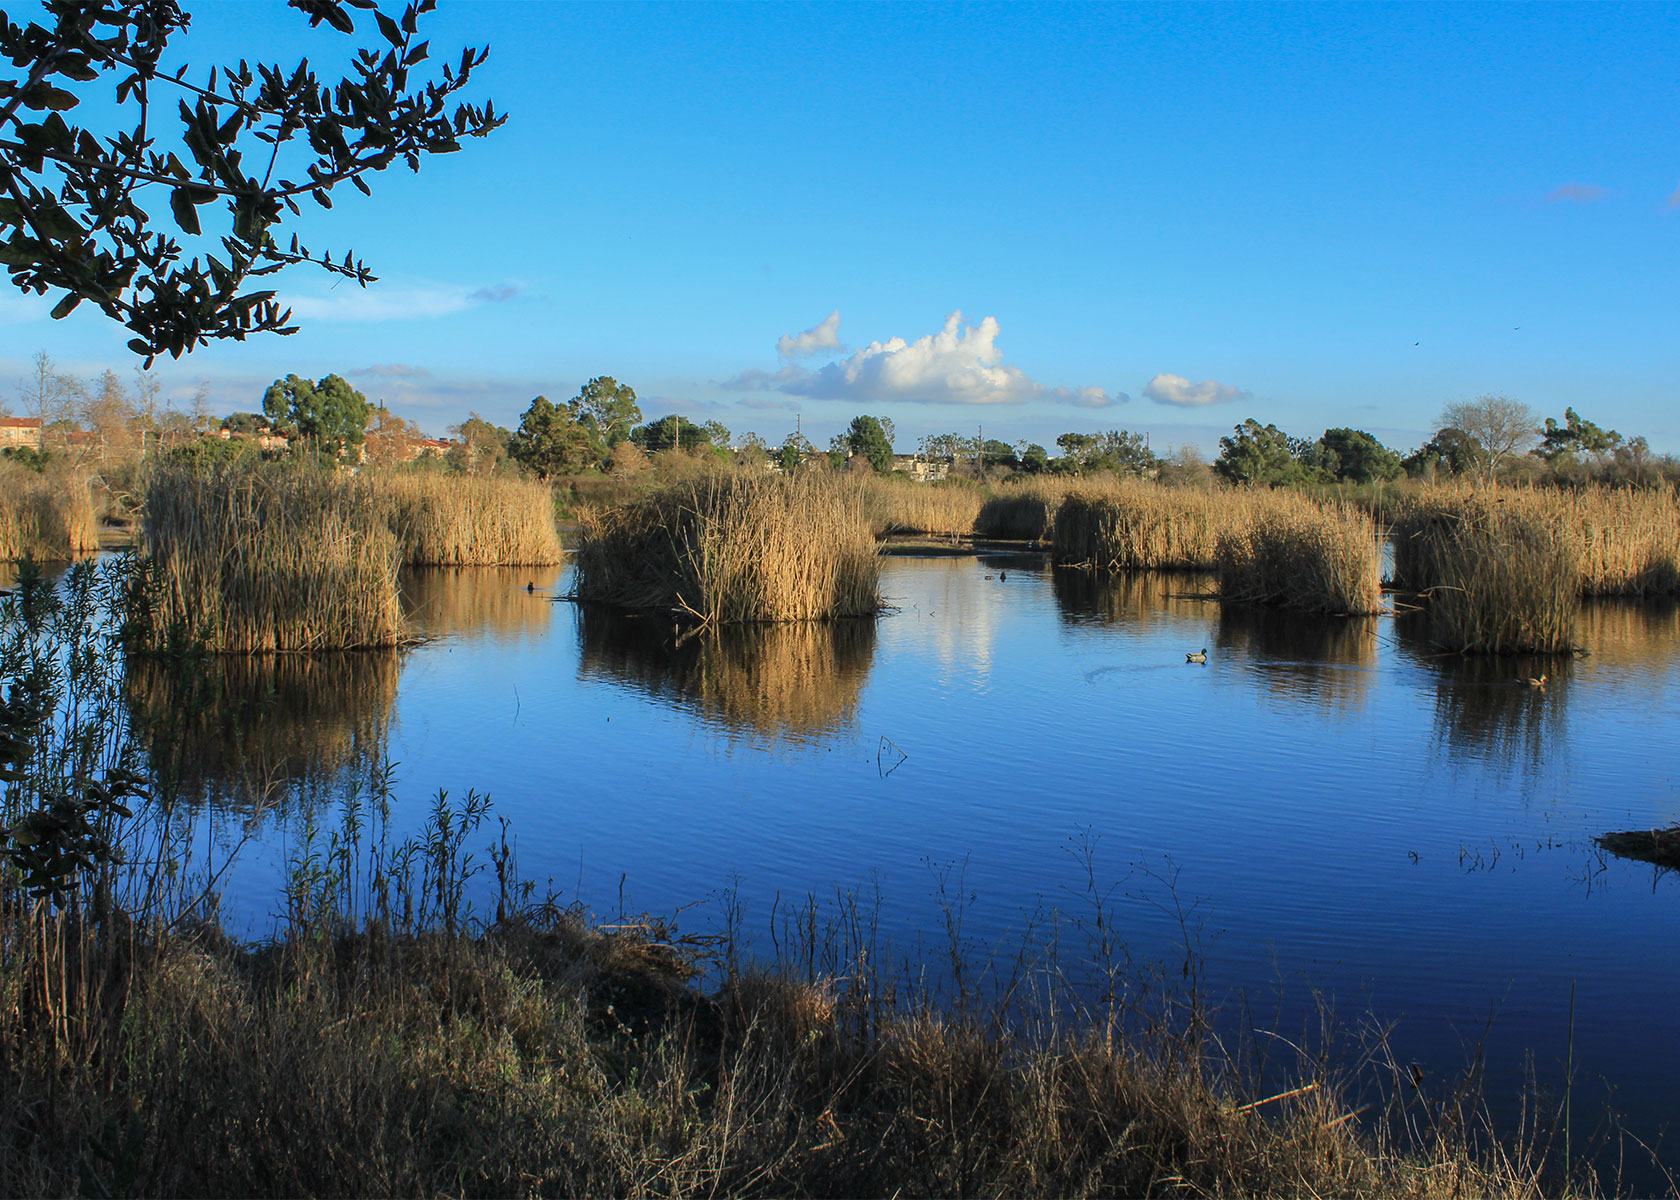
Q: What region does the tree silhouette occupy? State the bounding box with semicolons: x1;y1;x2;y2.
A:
0;0;502;363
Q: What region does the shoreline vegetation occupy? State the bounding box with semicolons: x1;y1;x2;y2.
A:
0;564;1601;1197
128;459;561;652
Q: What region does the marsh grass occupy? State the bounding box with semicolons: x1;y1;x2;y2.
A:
1053;481;1289;572
372;471;561;566
860;475;986;539
0;463;98;560
573;473;880;623
977;476;1079;542
1216;504;1385;615
1392;495;1581;654
135;459;406;652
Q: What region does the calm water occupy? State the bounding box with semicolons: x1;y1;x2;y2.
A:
66;555;1680;1171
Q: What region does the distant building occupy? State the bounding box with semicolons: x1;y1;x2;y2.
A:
891;453;950;482
0;417;43;451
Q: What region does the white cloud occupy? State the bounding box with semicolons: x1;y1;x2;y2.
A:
1545;183;1607;205
777;310;845;359
1143;373;1251;407
774;310;1119;408
738;396;802;412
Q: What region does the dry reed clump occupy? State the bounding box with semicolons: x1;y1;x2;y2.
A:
976;476;1078;542
1216;504;1384;615
1053;481;1292;572
135;459;406;652
859;475;985;539
369;471;561;566
1392;494;1580;654
1393;485;1680;598
573;473;879;623
0;462;99;560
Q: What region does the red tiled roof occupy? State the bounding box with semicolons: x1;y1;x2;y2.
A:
0;417;43;428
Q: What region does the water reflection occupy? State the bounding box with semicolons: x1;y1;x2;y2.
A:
575;608;877;746
1575;597;1680;688
1393;613;1571;776
126;651;400;808
401;564;563;643
1216;604;1379;709
1052;569;1213;627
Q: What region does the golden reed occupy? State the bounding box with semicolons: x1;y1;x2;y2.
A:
573;473;879;623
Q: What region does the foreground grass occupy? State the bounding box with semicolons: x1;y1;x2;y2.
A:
0;901;1587;1200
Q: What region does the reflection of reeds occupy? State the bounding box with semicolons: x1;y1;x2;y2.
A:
574;474;879;623
126;649;401;807
400;565;564;642
138;460;406;651
1215;505;1383;615
1392;495;1579;654
372;473;561;566
1216;604;1379;709
1052;569;1213;627
1404;643;1570;777
0;463;98;560
575;607;876;744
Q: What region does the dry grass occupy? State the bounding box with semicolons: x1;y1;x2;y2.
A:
1053;481;1291;572
860;475;986;539
371;471;561;566
0;462;99;560
1216;503;1384;615
977;476;1079;542
134;459;406;652
0;897;1594;1200
1392;493;1581;654
576;607;875;745
573;473;880;623
1393;486;1680;598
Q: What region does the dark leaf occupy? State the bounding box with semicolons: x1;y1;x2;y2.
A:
170;188;202;236
50;293;81;319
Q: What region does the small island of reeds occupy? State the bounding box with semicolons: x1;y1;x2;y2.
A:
573;472;880;623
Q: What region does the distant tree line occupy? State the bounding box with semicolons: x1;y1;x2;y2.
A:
9;354;1674;492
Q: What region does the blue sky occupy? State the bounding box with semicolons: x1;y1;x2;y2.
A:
5;1;1678;456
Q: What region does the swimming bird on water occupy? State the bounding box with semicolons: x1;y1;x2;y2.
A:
1520;673;1548;688
527;581;535;593
1186;647;1208;664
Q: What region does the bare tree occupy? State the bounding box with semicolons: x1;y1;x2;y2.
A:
19;351;82;453
1438;394;1538;481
